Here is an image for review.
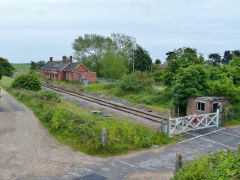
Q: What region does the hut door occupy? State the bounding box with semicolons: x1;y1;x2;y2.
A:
213;103;220;113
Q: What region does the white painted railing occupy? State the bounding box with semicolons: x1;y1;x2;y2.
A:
167;109;219;136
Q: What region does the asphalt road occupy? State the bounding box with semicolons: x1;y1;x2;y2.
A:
0;89;239;180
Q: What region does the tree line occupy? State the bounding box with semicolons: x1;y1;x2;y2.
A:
72;33;152;79
161;47;240;113
72;33;240;81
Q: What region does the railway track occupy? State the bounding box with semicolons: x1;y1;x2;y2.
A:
42;84;168;125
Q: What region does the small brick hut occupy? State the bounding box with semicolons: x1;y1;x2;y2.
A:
40;56;96;83
186;96;230;123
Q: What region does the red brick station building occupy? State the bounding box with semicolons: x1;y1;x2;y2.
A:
40;56;96;83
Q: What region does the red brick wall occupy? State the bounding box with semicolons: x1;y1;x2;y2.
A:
75;65;88;72
86;72;96;83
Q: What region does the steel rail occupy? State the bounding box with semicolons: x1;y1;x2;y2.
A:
42;84;168;125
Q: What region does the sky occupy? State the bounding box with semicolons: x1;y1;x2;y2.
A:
0;0;240;63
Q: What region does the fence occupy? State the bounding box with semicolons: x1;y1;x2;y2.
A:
168;109;219;135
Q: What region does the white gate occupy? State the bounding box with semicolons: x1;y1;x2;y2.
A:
168;109;219;135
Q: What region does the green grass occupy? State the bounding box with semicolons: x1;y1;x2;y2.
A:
12;63;30;72
0;76;173;156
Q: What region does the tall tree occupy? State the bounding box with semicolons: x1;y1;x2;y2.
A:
170;65;210;112
0;57;15;77
155;59;161;64
131;45;152;72
73;34;114;76
111;33;136;69
162;47;204;86
232;50;240;57
208;53;222;66
222;50;232;65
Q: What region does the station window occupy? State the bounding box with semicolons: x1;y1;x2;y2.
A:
197;102;205;111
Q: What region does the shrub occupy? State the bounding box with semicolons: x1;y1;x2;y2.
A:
12;72;41;91
120;71;153;91
38;90;60;102
172;150;240;180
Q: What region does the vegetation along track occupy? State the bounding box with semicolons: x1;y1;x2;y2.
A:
42;84;168;126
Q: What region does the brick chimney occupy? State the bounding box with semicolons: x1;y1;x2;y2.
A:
62;56;66;62
50;57;53;62
70;56;72;64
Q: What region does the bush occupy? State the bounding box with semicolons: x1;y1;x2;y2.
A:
172;150;240;180
120;71;153;91
38;90;60;102
12;72;41;91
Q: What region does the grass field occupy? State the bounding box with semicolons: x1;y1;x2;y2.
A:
12;63;30;72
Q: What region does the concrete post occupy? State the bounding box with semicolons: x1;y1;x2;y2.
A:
102;128;107;145
175;152;183;172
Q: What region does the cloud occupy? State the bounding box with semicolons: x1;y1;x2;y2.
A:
0;0;240;62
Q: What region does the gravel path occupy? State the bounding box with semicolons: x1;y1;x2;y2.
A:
0;90;105;180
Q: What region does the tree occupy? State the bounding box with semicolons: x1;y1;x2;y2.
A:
100;54;128;79
131;45;152;72
210;74;240;102
170;65;210;112
30;61;37;70
208;53;222;66
155;59;161;64
0;57;15;77
0;65;2;80
37;61;45;69
162;47;204;86
232;50;240;57
31;61;45;70
166;51;175;61
73;33;137;76
11;72;41;91
73;34;114;76
222;50;232;65
111;33;136;70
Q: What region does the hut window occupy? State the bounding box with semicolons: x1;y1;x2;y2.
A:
197;102;205;111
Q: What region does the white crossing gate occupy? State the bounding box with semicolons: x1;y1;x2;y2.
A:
168;109;219;135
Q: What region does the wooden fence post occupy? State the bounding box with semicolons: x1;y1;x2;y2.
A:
175;152;183;172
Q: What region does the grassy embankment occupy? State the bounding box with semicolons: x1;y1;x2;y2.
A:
0;76;173;156
12;63;30;72
41;78;171;114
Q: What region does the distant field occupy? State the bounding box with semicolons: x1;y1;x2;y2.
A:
12;63;30;72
